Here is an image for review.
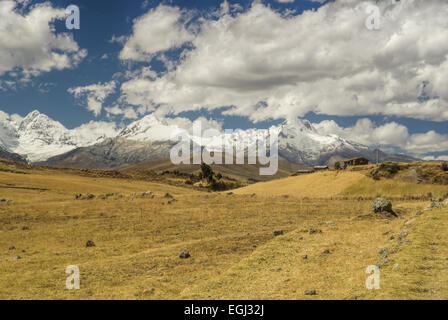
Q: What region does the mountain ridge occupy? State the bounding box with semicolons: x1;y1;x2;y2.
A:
0;109;419;167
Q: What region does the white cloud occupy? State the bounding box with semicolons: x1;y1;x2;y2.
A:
119;5;195;61
0;0;86;77
68;81;116;116
314;118;448;156
118;1;448;122
423;155;448;162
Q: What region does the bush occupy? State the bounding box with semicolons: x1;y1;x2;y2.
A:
334;162;341;170
442;162;448;171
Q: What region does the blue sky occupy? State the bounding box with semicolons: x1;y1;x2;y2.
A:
0;0;321;128
1;0;448;159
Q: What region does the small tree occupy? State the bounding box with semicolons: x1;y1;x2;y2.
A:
334;161;341;170
200;162;213;179
442;162;448;172
216;173;222;180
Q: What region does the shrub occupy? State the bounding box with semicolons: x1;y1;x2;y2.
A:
334;162;341;170
442;162;448;171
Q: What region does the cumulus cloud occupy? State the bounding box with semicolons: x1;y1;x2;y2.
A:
0;0;87;77
314;118;448;156
118;0;448;122
119;5;195;61
68;81;116;116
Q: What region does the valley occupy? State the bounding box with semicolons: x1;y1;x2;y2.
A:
0;159;447;299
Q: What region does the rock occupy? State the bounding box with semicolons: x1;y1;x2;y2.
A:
275;266;282;271
85;240;96;247
298;236;303;240
226;192;233;196
415;211;424;217
371;198;396;216
13;255;21;260
302;254;308;259
304;289;317;296
325;221;336;226
378;247;389;258
399;231;408;240
273;230;284;237
249;193;256;197
430;201;444;209
8;246;15;250
179;250;190;259
393;263;400;270
309;228;322;235
164;193;174;199
75;193;95;200
22;226;29;230
322;249;331;254
376;259;394;268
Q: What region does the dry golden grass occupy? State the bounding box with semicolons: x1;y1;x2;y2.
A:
1;161;448;300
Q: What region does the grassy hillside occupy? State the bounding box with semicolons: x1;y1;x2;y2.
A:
119;158;304;183
1;159;448;299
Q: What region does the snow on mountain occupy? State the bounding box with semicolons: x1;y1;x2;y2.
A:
0;110;119;162
117;113;373;166
0;109;414;166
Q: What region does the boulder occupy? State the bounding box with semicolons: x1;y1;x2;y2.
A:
371;198;396;216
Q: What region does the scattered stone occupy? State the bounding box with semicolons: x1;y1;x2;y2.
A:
415;211;424;217
298;236;303;240
0;198;5;202
249;193;256;197
302;254;308;260
8;246;15;250
273;230;284;237
322;249;331;254
85;240;96;247
376;259;394;268
383;230;392;236
393;263;400;270
309;228;322;235
371;198;397;216
164;193;174;199
325;221;336;226
97;195;106;200
378;247;389;258
275;266;282;271
75;193;95;200
304;289;317;296
226;192;233;196
281;194;289;199
22;226;29;230
13;255;21;260
399;231;408;240
179;250;190;259
431;201;444;209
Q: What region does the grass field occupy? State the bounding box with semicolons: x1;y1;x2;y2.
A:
1;160;448;299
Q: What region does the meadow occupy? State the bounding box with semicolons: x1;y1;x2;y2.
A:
0;160;447;299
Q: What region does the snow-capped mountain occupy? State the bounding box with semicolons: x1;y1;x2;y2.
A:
0;110;118;162
0;110;417;167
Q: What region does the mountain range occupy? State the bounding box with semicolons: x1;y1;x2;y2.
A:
0;110;417;168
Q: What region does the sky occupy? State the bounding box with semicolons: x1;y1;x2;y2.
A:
0;0;448;160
